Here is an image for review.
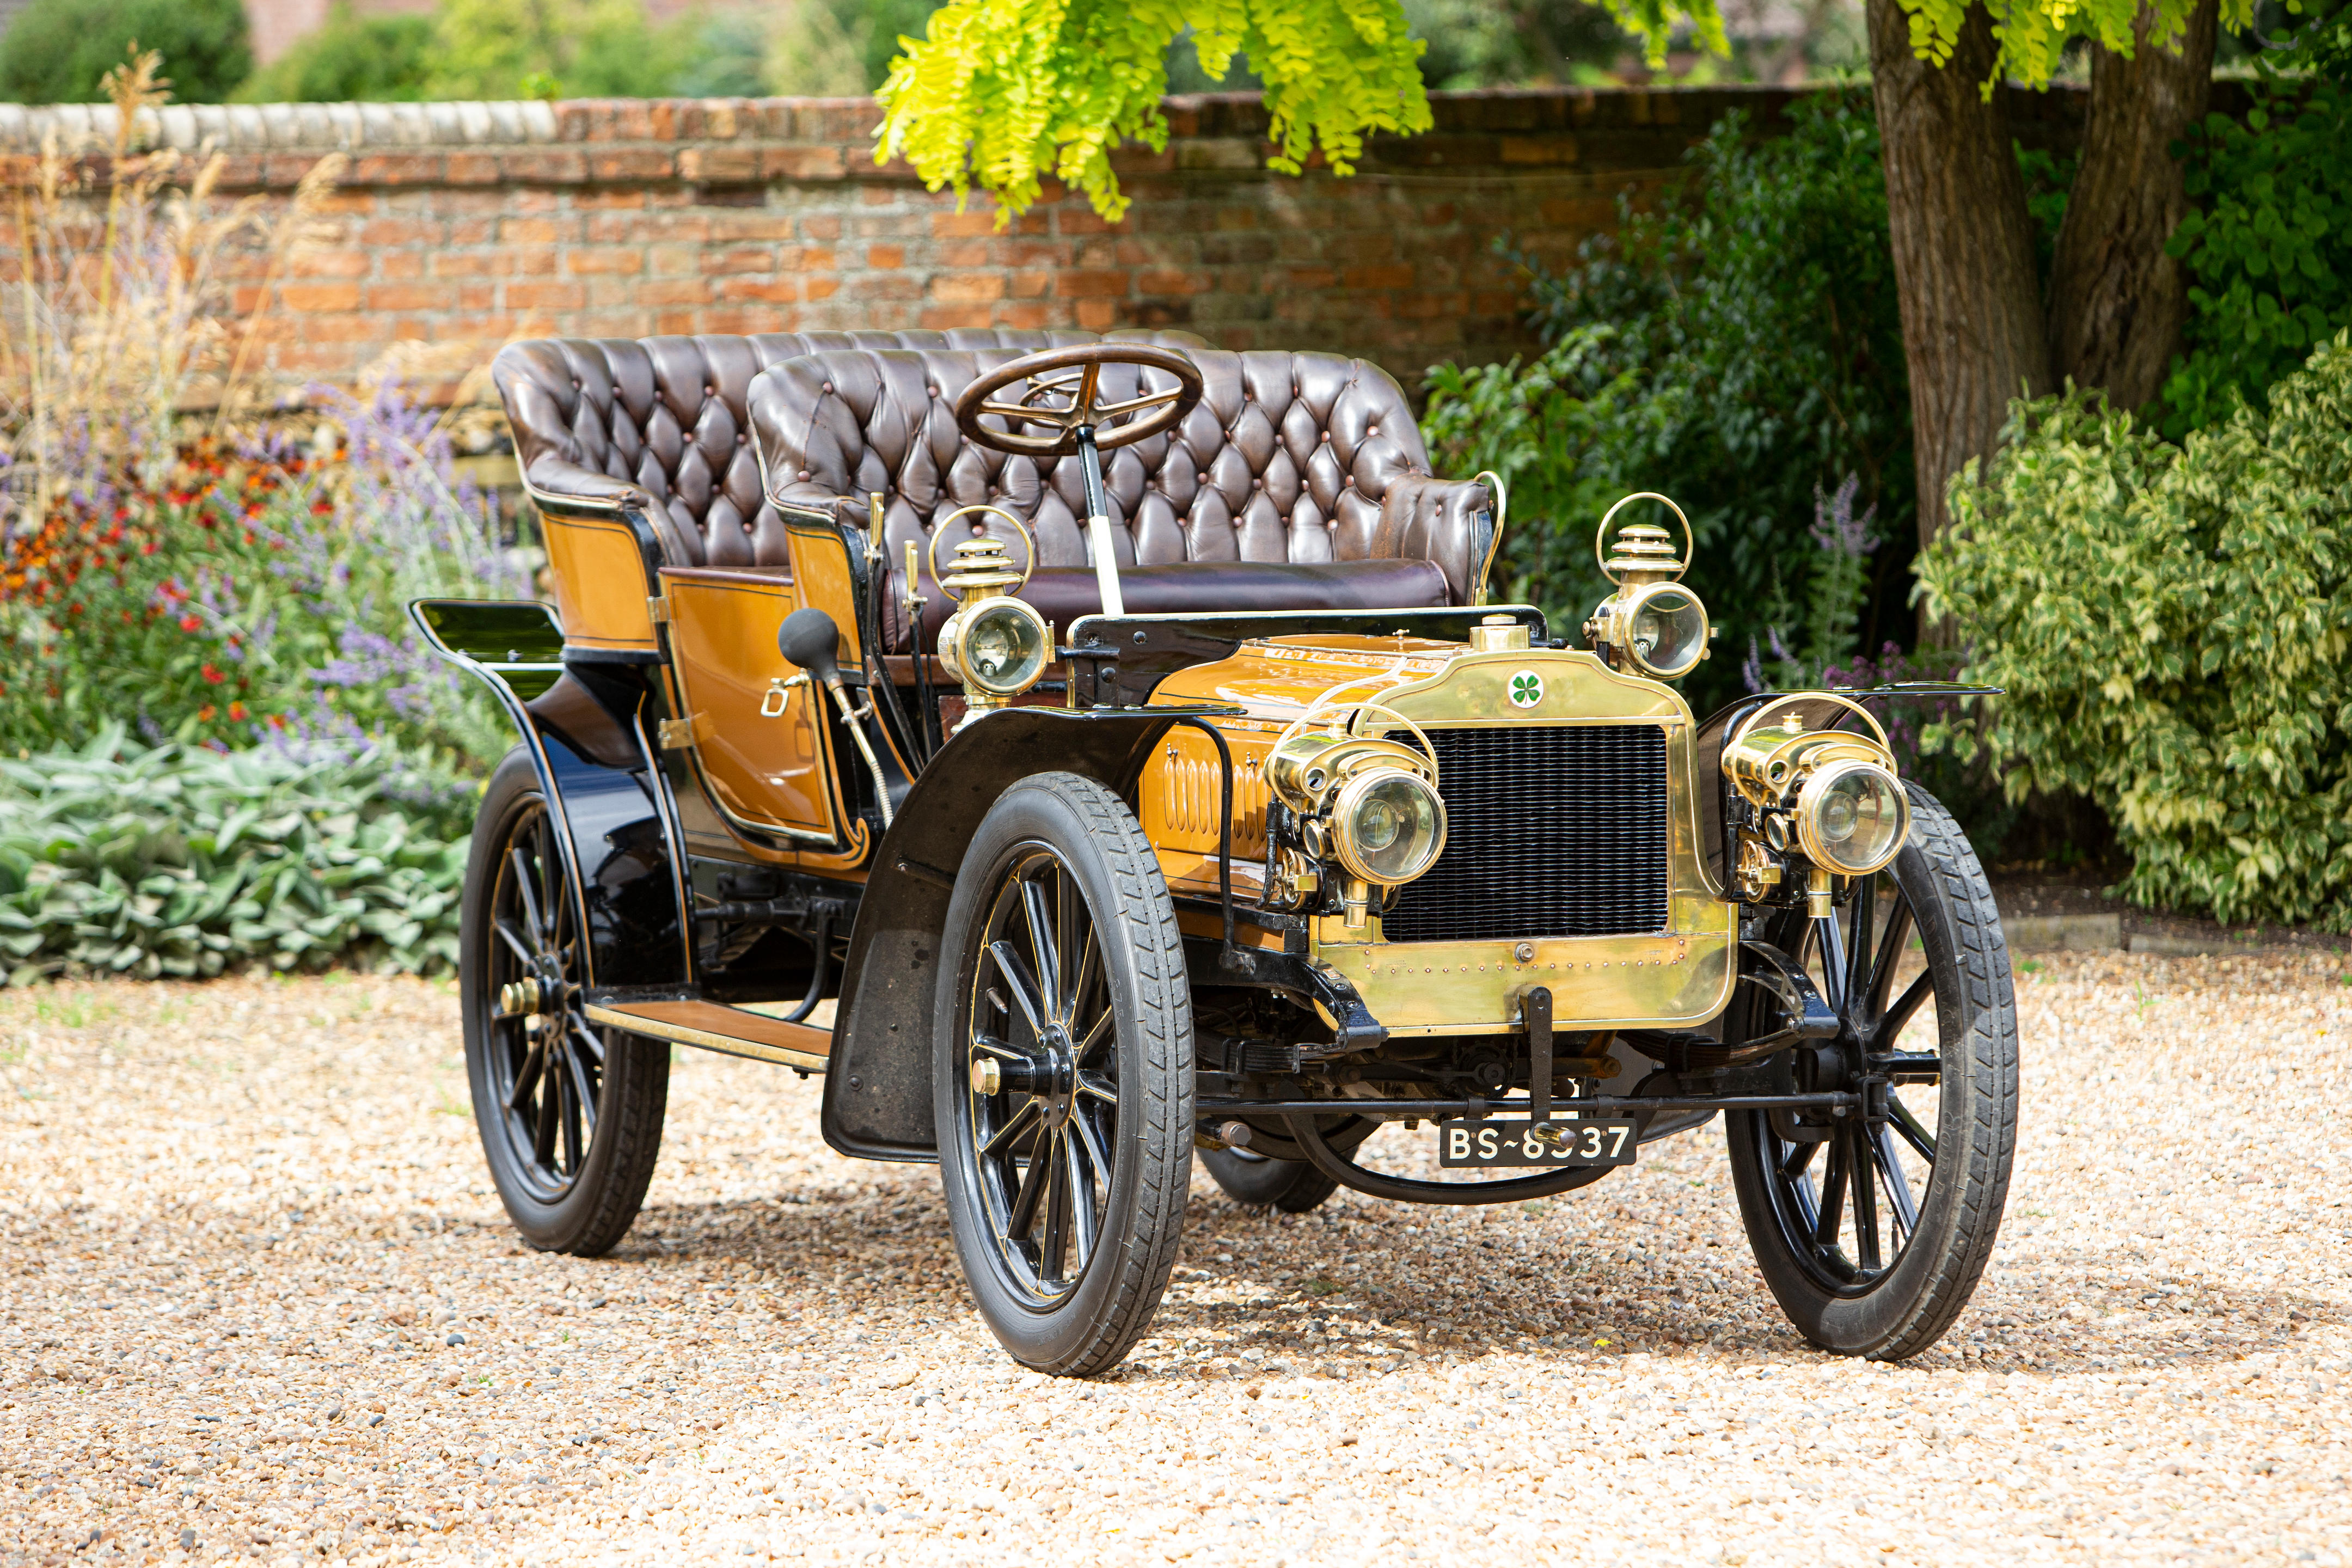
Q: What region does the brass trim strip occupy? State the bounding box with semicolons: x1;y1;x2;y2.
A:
584;1002;831;1073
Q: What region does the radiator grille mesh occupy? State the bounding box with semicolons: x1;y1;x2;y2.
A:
1382;724;1671;943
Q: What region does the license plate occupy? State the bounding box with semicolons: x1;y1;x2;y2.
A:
1436;1118;1640;1168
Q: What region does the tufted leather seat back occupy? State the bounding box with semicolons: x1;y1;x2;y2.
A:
749;333;1440;585
493;329;1102;569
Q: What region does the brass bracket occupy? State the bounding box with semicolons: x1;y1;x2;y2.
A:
646;595;672;625
657;715;706;750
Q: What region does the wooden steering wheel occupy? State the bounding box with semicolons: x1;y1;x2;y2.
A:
953;342;1204;458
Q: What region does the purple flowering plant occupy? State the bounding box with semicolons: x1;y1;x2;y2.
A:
1;379;531;785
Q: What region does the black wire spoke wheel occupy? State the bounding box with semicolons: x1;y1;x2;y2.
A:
936;773;1191;1376
460;749;668;1257
1200;1146;1339;1214
485;800;601;1199
1725;783;2019;1359
966;847;1117;1299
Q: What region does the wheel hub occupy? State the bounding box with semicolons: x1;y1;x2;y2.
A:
498;969;565;1020
989;1027;1077;1123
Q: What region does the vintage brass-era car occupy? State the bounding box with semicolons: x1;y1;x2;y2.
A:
415;330;2019;1375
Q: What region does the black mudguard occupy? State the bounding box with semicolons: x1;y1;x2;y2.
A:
822;703;1238;1162
409;599;693;991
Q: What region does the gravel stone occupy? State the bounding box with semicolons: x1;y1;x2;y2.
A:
3;955;2349;1564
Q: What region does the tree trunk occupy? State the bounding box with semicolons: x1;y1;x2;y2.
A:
2047;0;2218;408
1867;0;2053;561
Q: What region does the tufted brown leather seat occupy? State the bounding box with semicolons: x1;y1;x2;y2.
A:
496;330;1112;569
497;328;1496;653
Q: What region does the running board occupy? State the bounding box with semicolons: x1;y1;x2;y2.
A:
584;1001;830;1072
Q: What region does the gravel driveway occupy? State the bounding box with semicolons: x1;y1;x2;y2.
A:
4;952;2349;1567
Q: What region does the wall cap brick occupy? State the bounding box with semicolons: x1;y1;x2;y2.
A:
0;83;2113;160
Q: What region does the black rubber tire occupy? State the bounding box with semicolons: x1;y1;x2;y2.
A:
1725;782;2019;1359
1200;1147;1340;1213
933;773;1193;1376
461;748;669;1257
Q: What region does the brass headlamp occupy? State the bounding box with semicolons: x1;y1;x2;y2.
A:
1722;693;1912;891
929;506;1051;728
1585;492;1711;681
1266;706;1448;928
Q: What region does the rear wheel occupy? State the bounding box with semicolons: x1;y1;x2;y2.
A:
1725;783;2018;1359
934;773;1192;1376
461;749;668;1255
1200;1147;1339;1213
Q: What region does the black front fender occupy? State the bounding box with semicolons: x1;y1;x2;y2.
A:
822;703;1238;1162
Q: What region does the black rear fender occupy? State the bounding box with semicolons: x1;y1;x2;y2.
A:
410;599;691;990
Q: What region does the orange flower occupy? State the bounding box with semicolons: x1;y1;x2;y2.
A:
198;704;217;722
228;701;247;721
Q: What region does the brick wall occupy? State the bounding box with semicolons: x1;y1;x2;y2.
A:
0;85;2097;405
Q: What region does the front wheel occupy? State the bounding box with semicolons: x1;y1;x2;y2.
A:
1725;783;2018;1359
934;773;1193;1376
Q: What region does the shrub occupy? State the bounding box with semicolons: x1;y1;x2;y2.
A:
1422;90;1915;712
0;727;471;984
2161;16;2352;438
426;0;703;99
1919;330;2352;930
0;0;251;103
233;6;437;103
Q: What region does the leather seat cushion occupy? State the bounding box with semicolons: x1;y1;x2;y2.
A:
882;559;1453;654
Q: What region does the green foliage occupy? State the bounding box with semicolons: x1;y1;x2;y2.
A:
0;728;472;984
1919;332;2352;930
1607;0;2253;83
234;7;437;103
427;0;702;99
0;0;251;104
672;7;776;97
1423;93;1914;711
2014;142;2080;291
2161;22;2352;437
230;0;780;102
874;0;1433;223
1396;0;1628;88
763;0;941;95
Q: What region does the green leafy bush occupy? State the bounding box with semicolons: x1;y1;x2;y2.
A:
0;0;250;103
1423;90;1914;711
0;728;473;984
2161;13;2352;436
234;6;437;103
424;0;706;100
1920;330;2352;929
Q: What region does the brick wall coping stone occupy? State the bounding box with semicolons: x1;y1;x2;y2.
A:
0;84;2099;161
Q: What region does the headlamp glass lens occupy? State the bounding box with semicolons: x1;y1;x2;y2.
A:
1804;764;1908;874
1624;586;1707;677
959;603;1048;695
1334;771;1445;884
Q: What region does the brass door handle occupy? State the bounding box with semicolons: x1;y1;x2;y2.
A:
761;673;808;718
